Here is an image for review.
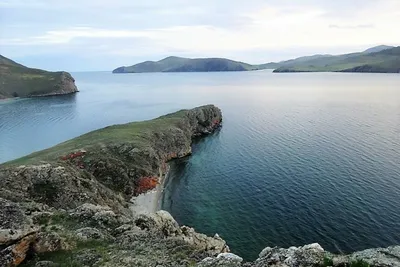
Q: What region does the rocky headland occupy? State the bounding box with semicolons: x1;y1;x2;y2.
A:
0;55;78;99
0;105;398;267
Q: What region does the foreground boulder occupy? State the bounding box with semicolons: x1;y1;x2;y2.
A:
0;198;38;266
199;243;400;267
253;243;325;267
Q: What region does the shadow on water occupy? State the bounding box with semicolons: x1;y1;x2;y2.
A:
161;158;190;212
161;129;221;212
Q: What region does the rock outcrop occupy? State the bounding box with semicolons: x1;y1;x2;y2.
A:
0;105;224;266
199;244;400;267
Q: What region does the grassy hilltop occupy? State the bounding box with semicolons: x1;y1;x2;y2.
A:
0;55;78;99
113;56;262;73
272;46;400;73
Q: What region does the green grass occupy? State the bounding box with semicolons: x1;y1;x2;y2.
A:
321;256;370;267
323;256;334;266
350;259;370;267
0;55;75;98
113;56;261;73
21;239;112;267
273;47;400;73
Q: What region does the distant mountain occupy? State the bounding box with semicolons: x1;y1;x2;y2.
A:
113;56;261;73
113;45;399;74
0;55;78;99
260;54;334;70
272;45;400;73
362;45;394;54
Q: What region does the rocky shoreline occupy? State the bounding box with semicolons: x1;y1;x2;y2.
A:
0;105;399;267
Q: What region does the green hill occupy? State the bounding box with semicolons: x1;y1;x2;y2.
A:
362;45;394;54
0;55;78;99
272;45;400;73
113;56;262;73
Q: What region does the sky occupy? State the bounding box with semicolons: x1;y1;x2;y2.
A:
1;0;399;71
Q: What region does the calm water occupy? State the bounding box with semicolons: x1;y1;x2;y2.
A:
1;71;400;260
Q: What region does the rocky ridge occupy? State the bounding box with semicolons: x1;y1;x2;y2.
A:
0;105;398;267
0;105;227;266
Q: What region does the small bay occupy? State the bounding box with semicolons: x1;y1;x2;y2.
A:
1;71;400;260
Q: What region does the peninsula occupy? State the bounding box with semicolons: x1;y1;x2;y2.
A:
0;55;78;99
0;105;398;267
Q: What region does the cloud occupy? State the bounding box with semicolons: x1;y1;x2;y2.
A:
0;0;45;8
1;0;399;71
329;24;375;29
19;27;155;45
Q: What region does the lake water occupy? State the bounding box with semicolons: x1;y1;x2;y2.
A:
1;71;400;260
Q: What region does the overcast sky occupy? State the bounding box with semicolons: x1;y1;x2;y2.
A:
1;0;399;71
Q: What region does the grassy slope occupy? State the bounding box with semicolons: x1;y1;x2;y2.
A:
3;109;188;166
363;45;394;54
273;47;400;73
260;54;335;70
113;56;260;73
0;55;74;98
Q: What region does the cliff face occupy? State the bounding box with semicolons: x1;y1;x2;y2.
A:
0;105;226;266
29;72;78;97
0;105;398;267
0;55;78;99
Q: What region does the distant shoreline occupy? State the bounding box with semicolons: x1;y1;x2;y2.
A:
113;45;399;74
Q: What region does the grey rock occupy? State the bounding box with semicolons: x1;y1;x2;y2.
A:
0;198;37;246
33;231;69;253
75;227;105;240
112;224;136;235
348;246;400;267
179;225;229;256
0;165;130;216
198;253;243;267
70;203;131;229
35;261;59;267
254;243;324;267
134;211;228;256
73;249;103;266
0;233;37;267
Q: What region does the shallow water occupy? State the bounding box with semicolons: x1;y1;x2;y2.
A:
1;71;400;260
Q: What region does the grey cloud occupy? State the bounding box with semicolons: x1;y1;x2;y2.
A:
1;0;397;71
0;0;265;29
